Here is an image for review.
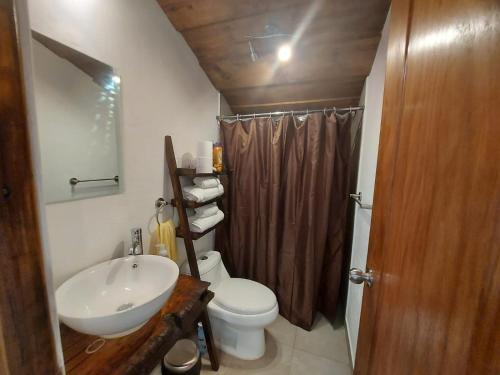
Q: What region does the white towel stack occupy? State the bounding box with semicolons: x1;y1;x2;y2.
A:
183;177;224;233
182;177;223;202
188;209;224;233
194;202;219;217
193;177;220;189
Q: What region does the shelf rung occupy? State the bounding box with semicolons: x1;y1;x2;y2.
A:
176;168;226;178
176;221;224;240
170;195;225;208
182;195;224;208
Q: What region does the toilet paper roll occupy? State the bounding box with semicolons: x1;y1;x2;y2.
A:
177;156;196;169
197;141;213;158
196;157;213;173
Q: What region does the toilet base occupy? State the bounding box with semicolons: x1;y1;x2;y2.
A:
210;316;266;360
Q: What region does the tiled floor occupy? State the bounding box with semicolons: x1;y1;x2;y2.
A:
151;313;351;375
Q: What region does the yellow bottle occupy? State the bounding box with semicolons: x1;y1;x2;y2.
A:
213;142;223;173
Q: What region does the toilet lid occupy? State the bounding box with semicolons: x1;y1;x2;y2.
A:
214;278;277;315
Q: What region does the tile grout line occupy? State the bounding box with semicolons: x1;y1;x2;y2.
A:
292;347;353;369
293;323;351;365
293;346;352;366
287;326;297;375
291;325;298;349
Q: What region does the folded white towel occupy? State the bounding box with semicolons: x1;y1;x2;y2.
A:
194;202;219;218
188;209;224;233
183;184;224;202
193;177;220;189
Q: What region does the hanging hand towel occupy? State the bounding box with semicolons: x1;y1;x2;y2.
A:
193;177;220;189
182;184;224;202
188;210;224;233
149;219;178;261
194;202;219;218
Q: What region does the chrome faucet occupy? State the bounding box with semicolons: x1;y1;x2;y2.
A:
129;227;143;255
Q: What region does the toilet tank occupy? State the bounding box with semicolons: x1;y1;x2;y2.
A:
181;251;229;291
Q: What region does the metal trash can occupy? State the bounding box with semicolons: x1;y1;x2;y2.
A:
161;339;201;375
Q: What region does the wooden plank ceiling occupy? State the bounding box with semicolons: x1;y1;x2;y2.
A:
158;0;390;114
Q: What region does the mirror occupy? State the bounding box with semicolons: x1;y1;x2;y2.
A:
31;31;122;203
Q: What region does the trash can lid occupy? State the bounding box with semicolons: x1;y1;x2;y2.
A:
164;339;200;372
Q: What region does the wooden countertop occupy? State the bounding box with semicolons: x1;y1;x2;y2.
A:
61;275;213;375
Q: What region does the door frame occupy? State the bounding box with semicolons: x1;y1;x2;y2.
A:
354;0;412;372
0;0;61;373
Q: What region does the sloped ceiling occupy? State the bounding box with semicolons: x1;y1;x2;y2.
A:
158;0;390;114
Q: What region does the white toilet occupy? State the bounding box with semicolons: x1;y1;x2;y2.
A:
182;251;278;360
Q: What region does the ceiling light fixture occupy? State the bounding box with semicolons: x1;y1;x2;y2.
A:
246;24;291;63
248;41;259;62
277;44;292;62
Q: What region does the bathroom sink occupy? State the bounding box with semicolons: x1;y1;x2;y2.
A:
56;255;179;338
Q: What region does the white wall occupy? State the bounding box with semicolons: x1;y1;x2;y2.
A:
32;40;120;203
218;93;233;116
29;0;220;287
345;13;390;362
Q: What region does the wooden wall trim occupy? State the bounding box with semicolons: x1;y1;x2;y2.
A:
0;0;60;373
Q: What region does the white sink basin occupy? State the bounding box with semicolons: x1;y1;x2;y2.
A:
56;255;179;338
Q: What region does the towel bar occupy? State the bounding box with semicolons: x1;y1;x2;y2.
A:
69;175;119;186
155;197;174;225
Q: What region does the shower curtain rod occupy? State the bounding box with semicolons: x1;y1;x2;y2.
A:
216;106;364;121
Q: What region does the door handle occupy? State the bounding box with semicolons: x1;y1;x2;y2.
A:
349;268;374;287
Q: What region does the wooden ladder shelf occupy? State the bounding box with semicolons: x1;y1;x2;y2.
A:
164;135;223;371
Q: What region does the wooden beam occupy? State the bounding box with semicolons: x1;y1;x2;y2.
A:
159;0;389;32
222;78;365;108
0;0;60;373
183;9;386;61
158;0;305;31
201;47;375;90
194;35;381;66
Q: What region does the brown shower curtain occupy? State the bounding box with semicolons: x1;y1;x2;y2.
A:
217;112;352;330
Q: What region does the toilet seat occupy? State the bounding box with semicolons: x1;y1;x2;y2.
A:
213;278;277;315
208;299;278;328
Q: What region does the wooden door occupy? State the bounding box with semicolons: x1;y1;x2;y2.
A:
0;0;61;373
354;0;500;374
